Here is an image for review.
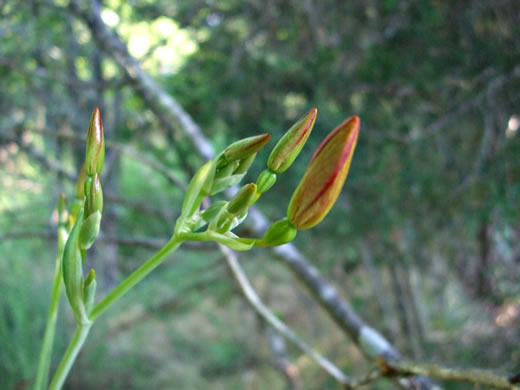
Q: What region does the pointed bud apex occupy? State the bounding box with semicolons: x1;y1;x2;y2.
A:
224;133;271;163
227;183;257;215
83;269;97;314
85;107;105;175
261;218;297;246
288;115;360;230
85;174;103;216
256;169;278;194
268;108;317;173
75;164;87;199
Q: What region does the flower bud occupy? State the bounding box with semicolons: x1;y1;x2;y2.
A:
268;107;317;173
261;218;297;246
85;107;105;176
62;209;87;322
224;133;271;163
256;169;277;194
288;115;360;230
85;174;103;217
79;211;101;250
227;183;257;215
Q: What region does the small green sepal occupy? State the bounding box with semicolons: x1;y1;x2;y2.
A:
256;169;277;194
260;217;297;246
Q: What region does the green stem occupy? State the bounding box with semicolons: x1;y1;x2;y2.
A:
47;235;184;389
89;235;183;322
48;324;91;390
34;228;67;390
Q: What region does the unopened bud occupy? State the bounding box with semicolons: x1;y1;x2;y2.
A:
227;183;257;215
85;174;103;216
85;107;105;175
224;133;271;163
268;108;317;173
78;211;101;250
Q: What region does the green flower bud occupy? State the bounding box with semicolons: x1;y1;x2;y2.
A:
268;108;317;173
261;217;297;246
181;159;217;219
85;107;105;176
227;183;257;215
62;209;87;322
85;174;103;216
83;269;97;315
223;133;271;163
213;210;235;234
79;211;101;250
256;169;277;194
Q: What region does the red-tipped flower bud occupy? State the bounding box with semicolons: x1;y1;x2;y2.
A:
224;133;271;163
268;107;317;173
85;107;105;175
288;115;360;230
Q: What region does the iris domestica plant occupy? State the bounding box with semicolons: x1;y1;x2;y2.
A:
36;107;360;389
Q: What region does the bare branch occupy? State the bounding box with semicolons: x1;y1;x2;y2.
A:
382;359;519;390
219;244;353;387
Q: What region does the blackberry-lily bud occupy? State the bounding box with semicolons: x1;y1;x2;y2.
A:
62;209;87;322
223;133;271;163
71;165;87;220
80;174;103;250
212;184;257;233
85;107;105;176
268;107;317;174
288;115;360;230
256;108;317;196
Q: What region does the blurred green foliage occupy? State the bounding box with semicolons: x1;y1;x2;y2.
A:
1;0;519;389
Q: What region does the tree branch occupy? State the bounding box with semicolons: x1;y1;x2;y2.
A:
218;244;354;388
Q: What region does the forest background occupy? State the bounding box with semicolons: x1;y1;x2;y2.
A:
1;0;519;389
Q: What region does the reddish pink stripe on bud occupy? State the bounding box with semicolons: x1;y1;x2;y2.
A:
268;107;317;173
288;115;360;229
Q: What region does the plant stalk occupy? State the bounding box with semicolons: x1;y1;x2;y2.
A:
47;235;183;389
34;228;67;390
48;324;91;390
89;235;183;321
